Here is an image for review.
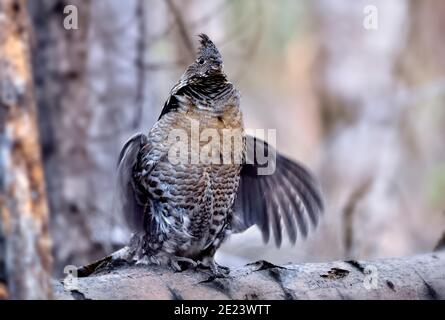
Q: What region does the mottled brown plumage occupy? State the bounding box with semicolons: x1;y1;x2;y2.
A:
116;34;323;275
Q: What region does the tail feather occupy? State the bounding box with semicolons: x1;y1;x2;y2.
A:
116;133;148;231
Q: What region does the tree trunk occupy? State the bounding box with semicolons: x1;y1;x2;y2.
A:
29;0;152;275
29;0;99;276
53;249;445;300
0;0;52;299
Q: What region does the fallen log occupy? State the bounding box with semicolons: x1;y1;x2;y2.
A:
53;249;445;300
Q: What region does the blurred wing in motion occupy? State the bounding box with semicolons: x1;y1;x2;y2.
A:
232;136;324;247
115;132;149;232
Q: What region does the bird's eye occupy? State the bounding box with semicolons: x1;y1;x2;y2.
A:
198;58;205;65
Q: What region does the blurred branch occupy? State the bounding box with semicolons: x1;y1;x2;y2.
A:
435;231;445;252
343;178;373;258
133;0;146;129
165;0;195;60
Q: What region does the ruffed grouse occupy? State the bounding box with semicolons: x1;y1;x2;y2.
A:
116;34;323;275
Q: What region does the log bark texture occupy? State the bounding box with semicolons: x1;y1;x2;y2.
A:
0;0;52;299
53;250;445;300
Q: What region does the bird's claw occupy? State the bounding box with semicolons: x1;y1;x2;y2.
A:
170;256;197;272
197;258;230;277
135;255;152;266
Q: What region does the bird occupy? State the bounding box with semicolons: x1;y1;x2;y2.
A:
116;34;324;275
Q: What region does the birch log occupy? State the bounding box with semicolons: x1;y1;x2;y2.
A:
0;0;52;299
53;250;445;300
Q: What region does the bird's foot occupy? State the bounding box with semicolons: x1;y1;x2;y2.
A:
135;255;152;266
169;255;197;272
197;257;230;277
134;254;197;272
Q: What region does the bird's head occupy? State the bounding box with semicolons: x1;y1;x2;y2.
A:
186;34;224;78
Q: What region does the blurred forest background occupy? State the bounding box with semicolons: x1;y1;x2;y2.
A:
1;0;445;294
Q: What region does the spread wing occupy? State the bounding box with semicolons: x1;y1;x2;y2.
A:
232;136;324;247
115;133;150;232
